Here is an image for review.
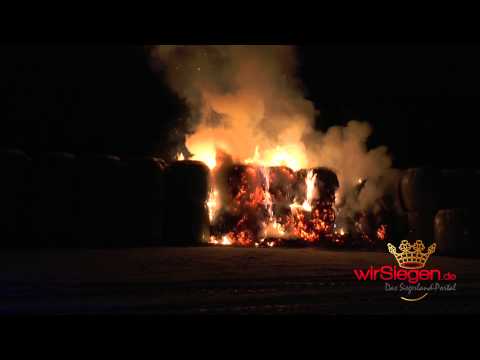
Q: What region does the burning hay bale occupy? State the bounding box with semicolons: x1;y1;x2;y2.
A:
210;164;270;246
31;152;77;247
268;166;296;207
208;162;343;247
0;149;32;247
287;167;339;245
164;160;210;245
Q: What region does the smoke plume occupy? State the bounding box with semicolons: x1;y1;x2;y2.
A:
149;45;396;215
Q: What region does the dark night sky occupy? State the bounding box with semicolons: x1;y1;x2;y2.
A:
1;44;479;169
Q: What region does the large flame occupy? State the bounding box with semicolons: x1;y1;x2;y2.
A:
153;46;394;248
186;142;217;170
186;143;308;172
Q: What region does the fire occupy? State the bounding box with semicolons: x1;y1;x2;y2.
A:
377;224;387;241
176;143;388;249
184;142;217;170
179;143;307;172
207;190;219;222
245;145;307;171
209;235;232;246
302;169;317;212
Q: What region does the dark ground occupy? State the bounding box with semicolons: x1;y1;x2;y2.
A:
1;246;479;315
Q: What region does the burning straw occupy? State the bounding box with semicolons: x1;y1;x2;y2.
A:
150;45;397;247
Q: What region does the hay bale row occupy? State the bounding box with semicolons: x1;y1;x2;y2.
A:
2;153;479;253
0;151;174;248
398;167;480;212
397;168;480;256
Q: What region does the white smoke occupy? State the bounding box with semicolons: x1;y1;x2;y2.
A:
149;45;396;216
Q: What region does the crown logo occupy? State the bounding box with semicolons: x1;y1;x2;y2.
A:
387;240;436;269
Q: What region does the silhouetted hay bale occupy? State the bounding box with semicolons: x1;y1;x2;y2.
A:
434;209;478;256
163;201;210;246
0;149;32;246
77;154;126;248
400;168;438;212
163;160;210;245
31;152;77;247
124;157;166;246
165;160;210;203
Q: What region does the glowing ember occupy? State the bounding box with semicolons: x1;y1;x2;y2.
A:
377;224;387;241
221;235;232;245
209;235;233;246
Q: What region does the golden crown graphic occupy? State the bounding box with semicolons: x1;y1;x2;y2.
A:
387;240;436;269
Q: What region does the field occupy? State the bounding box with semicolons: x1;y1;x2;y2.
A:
1;246;479;315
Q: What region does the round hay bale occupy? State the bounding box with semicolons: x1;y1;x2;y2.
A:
165;160;210;203
400;168;438;212
163;161;211;245
434;209;477;256
163;201;210;246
